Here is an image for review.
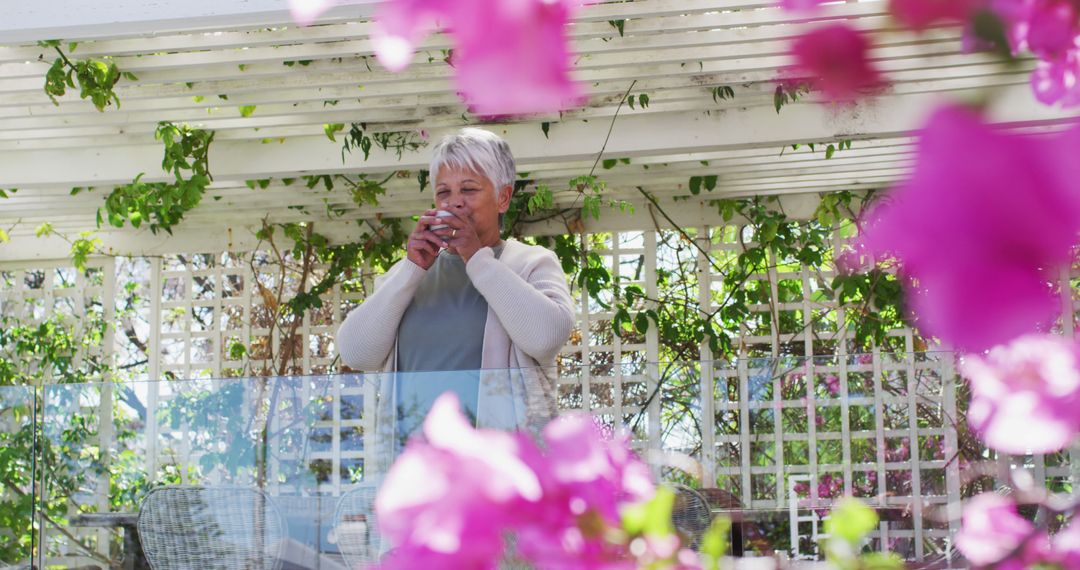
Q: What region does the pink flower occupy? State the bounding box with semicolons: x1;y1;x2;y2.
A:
955;494;1033;566
375;393;543;569
786;23;886;102
823;374;841;396
1051;518;1080;567
960;334;1080;454
513;414;655;568
1032;51;1080;106
888;0;982;29
987;0;1080;106
1026;0;1080;57
835;244;872;275
373;0;593;115
545;414;655;515
995;0;1080;57
856;105;1080;352
288;0;337;26
779;0;828;11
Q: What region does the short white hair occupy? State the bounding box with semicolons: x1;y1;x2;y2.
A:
429;128;516;193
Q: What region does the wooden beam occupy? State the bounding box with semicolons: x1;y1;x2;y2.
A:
0;0;379;44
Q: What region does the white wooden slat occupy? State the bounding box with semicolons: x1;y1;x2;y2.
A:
0;56;1026;140
0;3;905;80
3;80;1069;188
0;0;379;45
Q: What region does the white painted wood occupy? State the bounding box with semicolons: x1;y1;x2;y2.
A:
1;82;1069;189
0;0;379;44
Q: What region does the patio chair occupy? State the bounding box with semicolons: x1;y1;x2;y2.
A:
671;485;713;550
331;483;381;568
137;485;286;570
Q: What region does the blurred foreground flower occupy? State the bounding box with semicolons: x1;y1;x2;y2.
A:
288;0;337;26
779;0;827;10
286;0;592;115
785;24;886;103
857;105;1080;352
375;393;703;569
515;413;657;567
372;0;593;116
955;494;1036;567
375;393;543;568
994;0;1080;106
960;334;1080;454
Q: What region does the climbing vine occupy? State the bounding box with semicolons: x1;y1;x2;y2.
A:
95;122;215;234
39;40;135;112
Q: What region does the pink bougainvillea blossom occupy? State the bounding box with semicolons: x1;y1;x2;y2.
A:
823;374;841;396
856;105;1080;351
371;0;594;115
1032;51;1080;106
960;334;1080;454
375;395;684;569
994;0;1080;57
785;24;886;102
375;393;543;568
888;0;983;30
514;413;656;568
955;494;1034;566
988;0;1080;106
1050;518;1080;568
288;0;337;26
779;0;828;11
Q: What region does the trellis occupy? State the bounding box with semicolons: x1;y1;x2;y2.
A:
3;207;1078;566
2;0;1080;566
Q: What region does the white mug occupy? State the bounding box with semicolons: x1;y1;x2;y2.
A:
429;209;454;231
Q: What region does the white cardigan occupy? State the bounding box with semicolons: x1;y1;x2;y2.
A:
336;240;575;469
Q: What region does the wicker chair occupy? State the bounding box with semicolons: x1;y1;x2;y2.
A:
137;486;286;570
331;483;381;569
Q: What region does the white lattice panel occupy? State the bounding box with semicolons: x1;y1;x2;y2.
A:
0;258;117;566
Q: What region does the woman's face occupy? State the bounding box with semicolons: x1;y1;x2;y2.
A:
434;166;512;243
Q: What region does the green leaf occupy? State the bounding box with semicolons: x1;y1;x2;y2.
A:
634;312;649;333
824;498;878;544
703;175;718;192
859;552;905;569
541;121;551;139
228;340;248;360
699;516;732;570
239;105;256;117
689;176;702;195
323;123;344;142
638;93;650;108
825;144;836;160
621;486;676;537
602;158;617;170
0;228;9;243
34;223;53;238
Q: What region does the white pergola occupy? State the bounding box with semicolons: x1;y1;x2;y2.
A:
0;0;1073;262
5;5;1080;566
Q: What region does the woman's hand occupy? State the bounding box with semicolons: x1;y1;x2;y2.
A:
406;209;448;270
438;208;484;262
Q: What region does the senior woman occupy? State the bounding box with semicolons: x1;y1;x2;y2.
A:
336;127;574;466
